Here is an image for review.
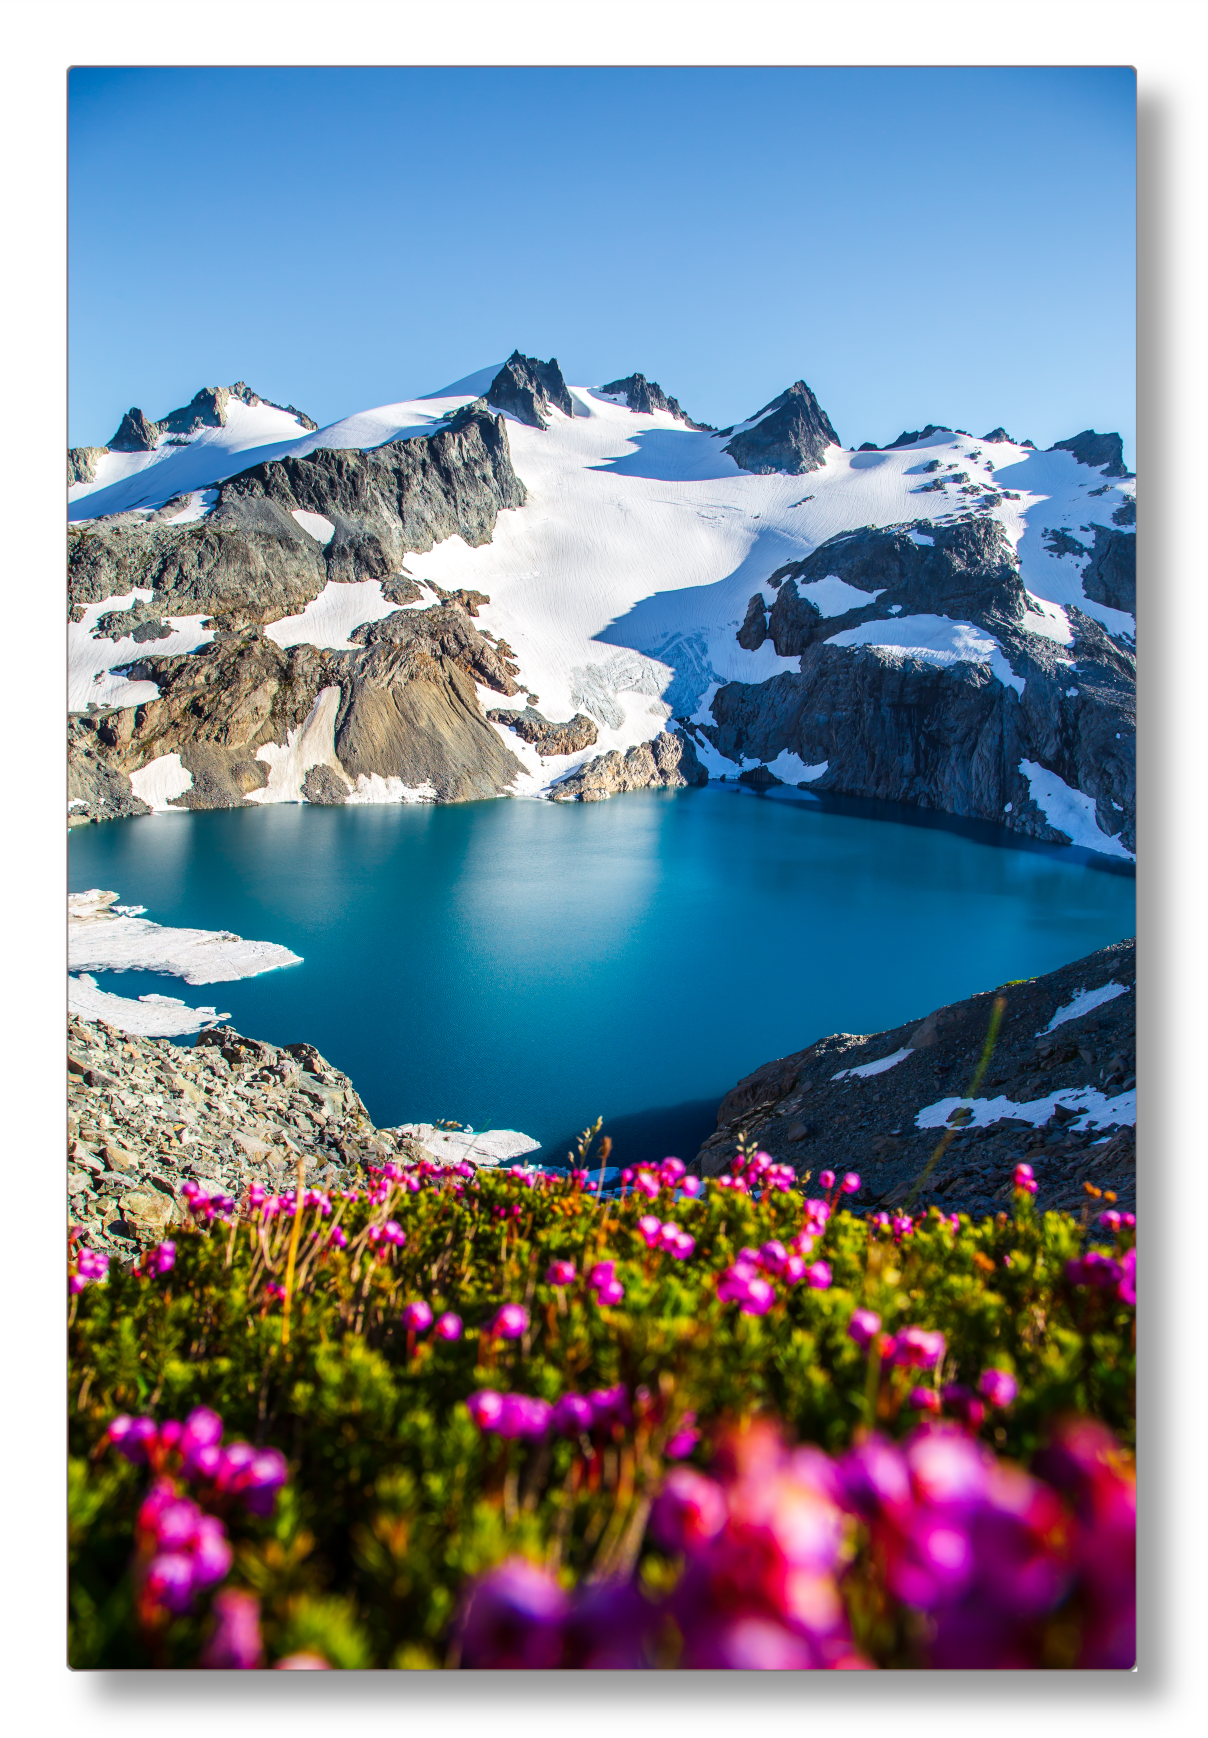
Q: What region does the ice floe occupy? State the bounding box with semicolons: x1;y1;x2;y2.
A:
69;973;229;1037
1040;980;1129;1034
1020;760;1134;860
69;889;302;985
395;1124;541;1167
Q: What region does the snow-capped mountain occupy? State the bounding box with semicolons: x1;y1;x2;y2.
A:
67;354;1135;859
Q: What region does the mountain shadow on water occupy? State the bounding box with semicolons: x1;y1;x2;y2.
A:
534;1097;721;1174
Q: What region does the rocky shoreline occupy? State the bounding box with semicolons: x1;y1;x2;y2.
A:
692;939;1136;1218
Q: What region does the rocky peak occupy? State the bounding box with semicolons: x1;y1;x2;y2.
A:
599;373;710;429
981;427;1017;444
883;424;951;451
1048;430;1129;478
723;380;840;476
105;384;317;453
487;351;573;429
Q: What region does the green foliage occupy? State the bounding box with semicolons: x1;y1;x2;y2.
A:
68;1164;1134;1667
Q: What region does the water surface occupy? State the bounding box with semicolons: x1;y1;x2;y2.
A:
69;787;1135;1167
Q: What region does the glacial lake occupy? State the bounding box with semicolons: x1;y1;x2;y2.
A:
68;786;1135;1169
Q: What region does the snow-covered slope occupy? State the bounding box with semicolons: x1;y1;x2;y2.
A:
66;362;1135;857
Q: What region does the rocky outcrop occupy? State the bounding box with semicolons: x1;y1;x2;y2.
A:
693;939;1136;1219
549;728;708;802
70;594;529;817
68;720;151;825
1049;430;1129;477
487;706;598;755
737;593;769;651
693;516;1136;853
723;380;840;476
884;424;950;450
1080;525;1136;614
487;351;573;429
67;1016;445;1258
600;373;709;428
68;399;526;622
106;382;317;453
69;447;107;487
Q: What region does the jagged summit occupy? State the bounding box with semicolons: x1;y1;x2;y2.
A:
598;373;711;430
722;380;840;476
884;424;951;451
487;351;573;430
1048;430;1129;478
107;383;317;452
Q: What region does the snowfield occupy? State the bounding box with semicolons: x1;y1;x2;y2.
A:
70;368;1135;844
68;973;230;1038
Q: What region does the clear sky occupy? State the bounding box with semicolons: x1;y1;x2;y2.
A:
68;66;1135;460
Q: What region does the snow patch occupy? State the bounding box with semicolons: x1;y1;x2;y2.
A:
248;687;345;804
832;1046;914;1081
69;974;230;1037
291;509;336;546
344;773;438;805
1021;596;1074;646
69;591;215;713
796;575;886;617
916;1085;1135;1134
1040;981;1129;1034
265;582;399;651
68;890;302;985
129;752;193;812
765;750;828;784
826;614;1025;695
1020;760;1134;860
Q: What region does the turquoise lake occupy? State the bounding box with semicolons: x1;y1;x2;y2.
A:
68;786;1135;1168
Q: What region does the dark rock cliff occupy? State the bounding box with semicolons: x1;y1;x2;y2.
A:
692;939;1135;1219
722;380;840;475
68;400;527;622
1048;430;1129;478
600;373;710;429
693;517;1135;853
105;382;317;452
487;351;573;429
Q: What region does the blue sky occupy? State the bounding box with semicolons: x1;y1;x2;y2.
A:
68;66;1135;459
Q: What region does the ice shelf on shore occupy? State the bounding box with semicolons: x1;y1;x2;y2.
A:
69;973;230;1036
395;1123;541;1167
69;889;303;985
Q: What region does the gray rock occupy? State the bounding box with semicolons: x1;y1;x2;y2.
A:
884;424;951;450
1048;430;1129;478
549;728;708;802
69;447;107;487
1080;525;1136;614
301;763;352;804
599;373;710;429
486;706;598;755
723;380;840;476
488;351;573;429
737;593;769;651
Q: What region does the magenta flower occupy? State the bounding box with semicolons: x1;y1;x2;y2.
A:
819;1170;836;1190
940;1385;987;1429
551;1394;595;1436
190;1515;233;1588
638;1213;663;1247
467;1389;505;1430
893;1327;946;1370
740;1276;776;1316
1117;1245;1136;1306
148;1241;176;1276
841;1172;861;1195
589;1384;631;1427
669;1231;696;1260
143;1552;198;1614
759;1240;788;1272
496;1394;553;1440
806;1261;833;1290
274;1652;332;1669
781;1255;807;1284
459;1558;569;1669
587;1260;615;1288
665;1415;700;1460
909;1387;942;1414
434;1311;463;1340
1013;1162;1039;1196
651;1466;728;1551
716;1260;759;1305
201;1589;264;1669
545;1259;577;1286
401;1300;433;1332
679;1176;703;1198
327;1226;348;1250
847;1309;883;1349
491;1303;529;1339
978;1369;1019;1409
1100;1209;1122;1231
595;1278;625;1306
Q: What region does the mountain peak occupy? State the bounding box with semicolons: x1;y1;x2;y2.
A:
106;383;316;452
599;373;711;430
487;352;573;429
724;379;840;476
1048;430;1128;478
